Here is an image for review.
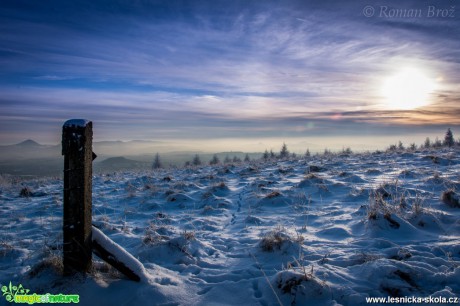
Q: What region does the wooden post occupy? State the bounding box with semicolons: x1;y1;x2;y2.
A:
92;226;146;282
62;119;94;274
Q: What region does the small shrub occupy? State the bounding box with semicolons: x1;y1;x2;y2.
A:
165;189;175;196
214;181;226;188
304;173;320;180
156;212;167;219
391;248;412;261
394;269;418;288
0;241;14;257
265;191;281;199
308;165;322;173
355;251;381;264
90;261;123;280
368;210;377;220
427;155;440;164
384;213;400;229
260;230;291;252
28;254;63;277
375;185;391;198
276;264;326;305
317;183;329;193
19;187;32;197
411;194;425;215
441;189;460;208
182;230;195;241
143;221;170;245
261;232;284;252
278;167;292;174
143;232;161;245
202;205;214;213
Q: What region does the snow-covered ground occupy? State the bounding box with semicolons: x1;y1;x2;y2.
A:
1;149;460;305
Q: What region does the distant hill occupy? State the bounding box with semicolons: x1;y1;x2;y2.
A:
97;156;140;166
0;139;263;176
16;139;43;147
0;140;59;161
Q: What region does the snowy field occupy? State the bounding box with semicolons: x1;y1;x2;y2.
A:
1;149;460;305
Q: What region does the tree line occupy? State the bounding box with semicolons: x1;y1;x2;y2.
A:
152;128;457;169
388;128;456;152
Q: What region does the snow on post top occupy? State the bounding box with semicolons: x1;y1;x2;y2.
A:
63;119;90;128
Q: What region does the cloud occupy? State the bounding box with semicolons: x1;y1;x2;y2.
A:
33;75;76;81
1;84;458;143
0;0;459;145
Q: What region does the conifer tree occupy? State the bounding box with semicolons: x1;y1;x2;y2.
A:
424;137;431;148
444;128;454;147
152;153;162;169
233;156;241;163
280;143;289;159
210;154;220;165
263;149;269;160
192;154;201;166
434;137;442;147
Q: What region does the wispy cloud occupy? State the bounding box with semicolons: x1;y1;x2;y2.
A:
33;75;76;81
0;0;459;146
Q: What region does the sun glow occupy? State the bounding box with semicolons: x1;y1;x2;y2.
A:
381;67;437;110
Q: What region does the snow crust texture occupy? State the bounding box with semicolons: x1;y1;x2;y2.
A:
1;149;460;305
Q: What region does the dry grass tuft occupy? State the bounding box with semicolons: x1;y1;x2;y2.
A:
304;173;320;180
265;191;281;199
28;254;63;277
182;230;195;241
260;230;290;252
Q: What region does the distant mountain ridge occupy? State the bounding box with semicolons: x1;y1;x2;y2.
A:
0;139;262;176
16;139;43;147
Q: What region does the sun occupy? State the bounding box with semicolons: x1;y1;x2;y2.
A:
380;67;436;110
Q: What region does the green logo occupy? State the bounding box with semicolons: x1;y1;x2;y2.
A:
1;282;79;304
2;282;30;302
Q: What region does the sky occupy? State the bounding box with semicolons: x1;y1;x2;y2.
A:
0;0;459;152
